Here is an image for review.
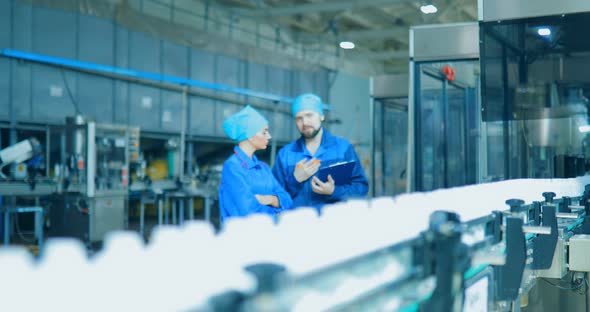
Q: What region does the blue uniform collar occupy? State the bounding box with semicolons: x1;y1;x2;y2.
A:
233;145;260;169
295;128;337;157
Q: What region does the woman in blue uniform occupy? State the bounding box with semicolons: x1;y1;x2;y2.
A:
219;105;293;223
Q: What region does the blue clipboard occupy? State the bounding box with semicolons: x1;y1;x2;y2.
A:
315;161;356;185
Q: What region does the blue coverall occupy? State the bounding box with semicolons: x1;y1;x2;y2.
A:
219;146;293;223
272;129;369;211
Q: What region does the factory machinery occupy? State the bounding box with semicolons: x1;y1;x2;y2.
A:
46;116;139;243
1;177;590;311
0;115;139;245
1;114;219;247
0;137;56;248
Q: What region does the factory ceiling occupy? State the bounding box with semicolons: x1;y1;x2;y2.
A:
216;0;478;74
26;0;478;76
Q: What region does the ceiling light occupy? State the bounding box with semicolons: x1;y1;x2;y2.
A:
578;125;590;133
537;27;551;36
420;4;438;14
339;41;355;49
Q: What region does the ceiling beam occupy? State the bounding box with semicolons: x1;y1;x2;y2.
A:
327;10;409;45
461;6;478;20
343;49;408;61
433;0;469;21
297;27;409;44
232;0;414;17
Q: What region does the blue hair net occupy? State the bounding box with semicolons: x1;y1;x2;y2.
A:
222;105;269;142
292;93;323;116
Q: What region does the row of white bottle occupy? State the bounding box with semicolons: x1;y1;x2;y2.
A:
1;176;589;311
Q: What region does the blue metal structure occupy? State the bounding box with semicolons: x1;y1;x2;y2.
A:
0;48;297;105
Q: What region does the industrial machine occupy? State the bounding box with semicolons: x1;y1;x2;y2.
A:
47;116;140;243
0;137;49;190
0;137;53;248
0;136;55;195
0;137;43;180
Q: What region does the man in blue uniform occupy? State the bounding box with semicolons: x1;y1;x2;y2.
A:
219;105;293;224
272;93;369;211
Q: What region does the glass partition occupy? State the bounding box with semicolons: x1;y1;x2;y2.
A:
447;83;467;187
373;98;408;196
480;11;590;178
418;72;444;190
413;60;480;191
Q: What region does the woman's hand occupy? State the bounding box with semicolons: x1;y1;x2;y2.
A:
255;194;280;207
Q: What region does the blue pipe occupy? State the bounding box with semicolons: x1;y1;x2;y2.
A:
0;48;332;110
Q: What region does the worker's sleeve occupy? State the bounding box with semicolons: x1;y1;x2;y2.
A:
270;169;293;211
272;150;304;198
326;144;369;201
221;162;279;217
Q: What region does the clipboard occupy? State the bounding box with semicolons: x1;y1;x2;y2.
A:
315;161;356;185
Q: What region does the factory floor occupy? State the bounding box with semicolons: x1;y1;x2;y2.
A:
127;217;160;241
127;209;221;242
1;235;40;256
0;208;220;258
523;275;590;312
127;198;220;236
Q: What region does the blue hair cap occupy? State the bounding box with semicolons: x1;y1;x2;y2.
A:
292;93;323;116
222;105;269;142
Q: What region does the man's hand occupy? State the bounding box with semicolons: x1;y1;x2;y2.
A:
255;194;280;207
311;175;335;196
293;158;321;183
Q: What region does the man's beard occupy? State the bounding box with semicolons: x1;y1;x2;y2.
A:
301;126;321;139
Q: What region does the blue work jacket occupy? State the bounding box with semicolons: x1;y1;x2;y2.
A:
272;128;369;211
219;146;293;223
